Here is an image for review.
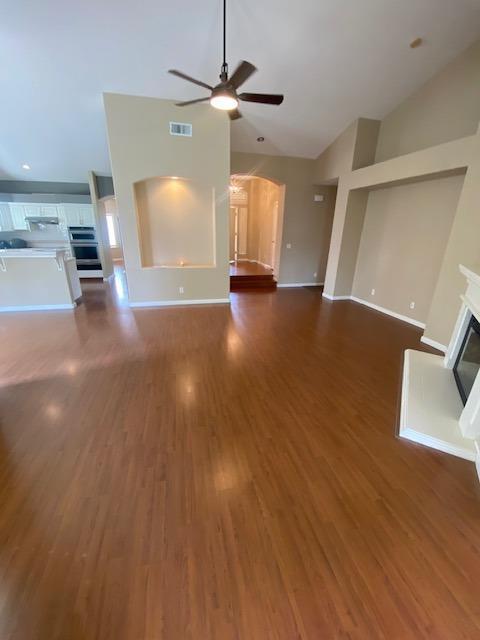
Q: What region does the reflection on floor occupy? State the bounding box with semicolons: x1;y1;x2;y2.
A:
1;270;479;638
230;260;276;292
79;263;129;307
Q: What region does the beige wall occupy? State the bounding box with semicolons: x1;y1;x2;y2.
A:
104;94;230;304
314;118;380;184
135;178;215;267
375;40;480;162
425;147;480;343
313;121;357;184
353;175;464;323
231;152;336;285
0;256;78;308
319;38;480;347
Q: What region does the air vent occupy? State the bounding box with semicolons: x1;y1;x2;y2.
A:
169;122;192;137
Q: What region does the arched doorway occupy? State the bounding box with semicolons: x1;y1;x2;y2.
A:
229;174;285;290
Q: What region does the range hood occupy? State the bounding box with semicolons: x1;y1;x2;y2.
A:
25;216;60;228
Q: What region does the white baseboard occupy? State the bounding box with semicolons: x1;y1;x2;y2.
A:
278;282;324;288
235;258;274;270
400;427;477;462
420;336;447;353
322;293;426;328
322;293;350;300
0;303;76;312
129;298;230;308
256;260;273;270
350;296;426;329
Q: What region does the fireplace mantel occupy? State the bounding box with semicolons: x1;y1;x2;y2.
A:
400;264;480;482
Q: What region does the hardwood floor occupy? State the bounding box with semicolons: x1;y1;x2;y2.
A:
0;274;479;639
229;261;273;276
230;262;277;291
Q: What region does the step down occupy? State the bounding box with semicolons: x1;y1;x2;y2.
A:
230;274;277;292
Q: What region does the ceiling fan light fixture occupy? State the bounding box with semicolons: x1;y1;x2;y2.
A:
210;92;238;111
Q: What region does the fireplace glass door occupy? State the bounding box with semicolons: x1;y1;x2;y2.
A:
453;315;480;405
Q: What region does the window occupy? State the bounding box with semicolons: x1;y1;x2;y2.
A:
106;214;117;247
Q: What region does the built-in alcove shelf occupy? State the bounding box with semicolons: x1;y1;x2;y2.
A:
134;176;216;269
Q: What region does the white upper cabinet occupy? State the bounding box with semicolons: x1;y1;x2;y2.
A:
9;204;29;230
62;204;95;227
79;204;95;226
40;205;60;217
0;203;13;231
0;202;95;231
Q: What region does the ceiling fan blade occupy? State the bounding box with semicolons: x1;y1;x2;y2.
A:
239;92;284;105
168;69;213;91
229;108;242;120
228;61;257;89
175;97;210;107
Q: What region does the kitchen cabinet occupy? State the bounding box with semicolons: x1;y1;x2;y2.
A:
0;203;13;231
62;204;95;227
40;205;60;217
0;202;96;231
9;204;29;230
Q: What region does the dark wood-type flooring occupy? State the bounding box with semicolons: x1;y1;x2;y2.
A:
230;262;276;291
229;261;273;276
0;272;479;639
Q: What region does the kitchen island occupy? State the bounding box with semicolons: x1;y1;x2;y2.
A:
0;248;81;312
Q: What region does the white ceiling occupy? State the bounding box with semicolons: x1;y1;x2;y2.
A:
1;0;480;183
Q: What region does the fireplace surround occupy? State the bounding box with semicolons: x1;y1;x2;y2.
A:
453;315;480;405
400;264;480;482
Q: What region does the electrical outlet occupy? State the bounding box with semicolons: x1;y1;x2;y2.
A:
286;243;292;249
371;288;375;296
179;286;184;294
313;272;317;278
410;301;415;309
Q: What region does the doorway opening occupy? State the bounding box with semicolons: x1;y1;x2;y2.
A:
229;174;285;291
100;196;124;265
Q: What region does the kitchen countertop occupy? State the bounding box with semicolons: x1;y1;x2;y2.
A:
0;248;71;259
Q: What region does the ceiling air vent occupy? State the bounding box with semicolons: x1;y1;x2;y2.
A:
169;122;192;137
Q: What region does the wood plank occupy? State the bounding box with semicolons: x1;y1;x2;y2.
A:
0;270;479;639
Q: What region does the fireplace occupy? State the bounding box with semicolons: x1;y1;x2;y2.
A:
453;314;480;405
399;264;480;480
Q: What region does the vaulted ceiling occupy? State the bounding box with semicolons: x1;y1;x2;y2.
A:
2;0;480;182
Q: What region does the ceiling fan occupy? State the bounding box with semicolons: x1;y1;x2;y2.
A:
168;0;284;120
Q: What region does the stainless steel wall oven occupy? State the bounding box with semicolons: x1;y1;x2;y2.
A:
68;226;102;273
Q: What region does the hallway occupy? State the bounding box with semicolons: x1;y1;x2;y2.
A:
0;275;479;639
229;261;273;276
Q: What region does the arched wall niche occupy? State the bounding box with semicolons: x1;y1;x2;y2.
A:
134;176;216;268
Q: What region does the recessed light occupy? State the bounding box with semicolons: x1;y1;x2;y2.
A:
22;163;31;170
256;136;265;142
